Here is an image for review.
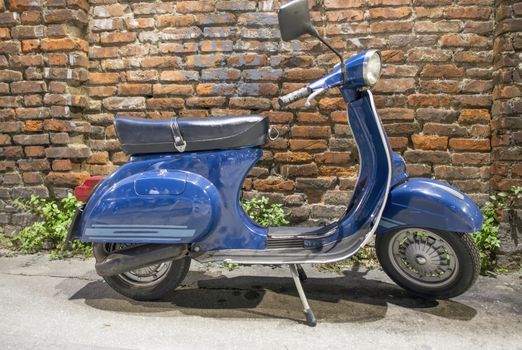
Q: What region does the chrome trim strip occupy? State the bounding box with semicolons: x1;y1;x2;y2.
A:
430;181;465;200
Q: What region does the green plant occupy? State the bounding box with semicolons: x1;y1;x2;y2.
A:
242;196;289;227
9;194;92;259
220;262;240;271
495;267;508;274
472;186;522;273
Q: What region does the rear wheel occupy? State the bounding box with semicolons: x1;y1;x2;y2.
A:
375;228;480;299
93;243;191;301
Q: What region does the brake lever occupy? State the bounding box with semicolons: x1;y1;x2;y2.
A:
304;88;326;108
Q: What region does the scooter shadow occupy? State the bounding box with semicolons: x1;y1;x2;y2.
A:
70;267;477;324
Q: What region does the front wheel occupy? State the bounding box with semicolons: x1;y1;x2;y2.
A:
93;243;191;301
375;228;480;299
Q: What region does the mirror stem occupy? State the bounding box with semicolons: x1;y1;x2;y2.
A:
309;28;347;83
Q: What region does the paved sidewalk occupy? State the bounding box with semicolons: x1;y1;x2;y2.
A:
0;254;521;350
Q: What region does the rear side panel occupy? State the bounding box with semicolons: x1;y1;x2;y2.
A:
83;170;218;242
77;148;267;248
377;178;484;234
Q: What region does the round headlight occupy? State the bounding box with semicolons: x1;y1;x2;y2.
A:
363;50;382;86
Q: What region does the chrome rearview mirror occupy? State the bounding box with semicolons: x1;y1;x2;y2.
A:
278;0;314;41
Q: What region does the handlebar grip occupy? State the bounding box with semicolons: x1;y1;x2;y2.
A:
278;87;311;107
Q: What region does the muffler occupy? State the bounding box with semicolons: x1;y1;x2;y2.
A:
95;244;188;277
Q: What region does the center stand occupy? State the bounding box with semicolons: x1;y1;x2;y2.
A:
289;264;317;327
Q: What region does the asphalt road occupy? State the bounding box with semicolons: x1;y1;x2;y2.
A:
0;253;521;350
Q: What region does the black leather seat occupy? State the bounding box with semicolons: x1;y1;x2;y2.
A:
115;116;269;155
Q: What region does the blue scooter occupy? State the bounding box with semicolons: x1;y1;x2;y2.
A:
68;0;483;326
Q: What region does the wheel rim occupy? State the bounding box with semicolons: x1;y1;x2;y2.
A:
388;228;459;288
105;243;172;287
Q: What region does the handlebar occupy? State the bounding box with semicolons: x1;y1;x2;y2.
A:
278;87;311;107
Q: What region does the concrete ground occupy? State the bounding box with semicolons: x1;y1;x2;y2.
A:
0;253;520;350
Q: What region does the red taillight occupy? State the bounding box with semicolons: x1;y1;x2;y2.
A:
74;176;105;202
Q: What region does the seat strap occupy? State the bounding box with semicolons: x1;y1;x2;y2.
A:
169;117;186;152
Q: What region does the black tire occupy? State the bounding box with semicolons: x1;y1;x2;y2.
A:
376;229;480;299
93;243;191;301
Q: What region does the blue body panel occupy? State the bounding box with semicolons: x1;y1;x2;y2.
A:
314;89;390;245
377;178;484;234
309;51;370;91
391;152;408;187
78;148;268;248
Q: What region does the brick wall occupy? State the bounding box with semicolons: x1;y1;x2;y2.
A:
0;0;91;233
491;0;521;265
0;0;519;256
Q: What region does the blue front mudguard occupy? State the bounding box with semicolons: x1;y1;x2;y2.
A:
377;178;483;234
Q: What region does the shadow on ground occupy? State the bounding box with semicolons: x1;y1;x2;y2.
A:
68;267;477;324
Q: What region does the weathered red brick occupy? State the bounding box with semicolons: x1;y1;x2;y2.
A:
93;4;126;18
412;135;449;150
17;158;49;171
196;83;234;96
46;171;90;186
160;70;199;82
421;64;465;78
408;94;452;107
229;97;271;109
449;138;491;151
325;0;364;9
176;1;215;13
439;33;490;47
125;18;155;30
103;97;146;111
274;152;312;163
281;163;318;178
51;159;72;171
24;146;45;157
157;15;196;28
291;126;331;139
119;84;152;96
254;178;294;192
126;70;158;82
146;98;184;110
446;6;492;20
89;72;119;85
10;81;46;94
40;38;88;52
459;109;491;124
141;57;180;69
186;97;226;108
289;139;328;152
100;32;136;45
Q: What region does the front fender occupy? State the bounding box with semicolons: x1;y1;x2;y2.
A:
377;178;483;234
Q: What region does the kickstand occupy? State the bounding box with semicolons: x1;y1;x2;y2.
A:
296;264;308;281
289;264;317;327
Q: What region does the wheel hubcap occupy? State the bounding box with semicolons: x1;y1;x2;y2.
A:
106;243;172;287
415;255;427;265
389;229;459;287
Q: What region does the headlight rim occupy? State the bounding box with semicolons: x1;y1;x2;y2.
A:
362;49;382;87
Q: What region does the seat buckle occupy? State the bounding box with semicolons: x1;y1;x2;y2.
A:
170;117;186;152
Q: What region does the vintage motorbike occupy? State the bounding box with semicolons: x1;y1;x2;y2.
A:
68;0;483;326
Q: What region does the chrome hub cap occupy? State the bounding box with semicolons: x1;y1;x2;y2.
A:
120;262;172;286
107;243;172;287
389;229;459;287
415;255;427;265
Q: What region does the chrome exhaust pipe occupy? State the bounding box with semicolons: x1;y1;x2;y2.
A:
95;244;188;277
